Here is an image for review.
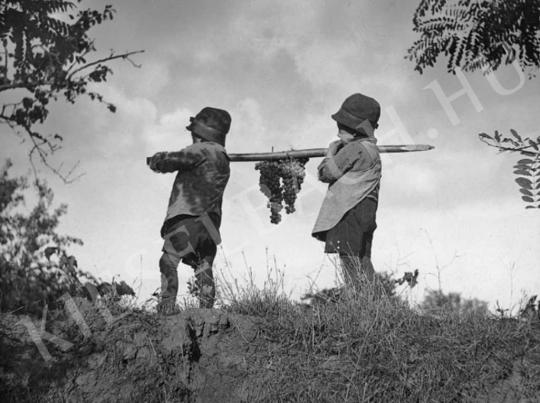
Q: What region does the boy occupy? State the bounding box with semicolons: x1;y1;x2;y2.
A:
312;93;382;287
148;107;231;312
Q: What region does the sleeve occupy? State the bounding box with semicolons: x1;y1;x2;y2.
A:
317;144;358;183
151;144;206;173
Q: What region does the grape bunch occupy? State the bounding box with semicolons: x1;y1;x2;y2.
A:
255;157;309;224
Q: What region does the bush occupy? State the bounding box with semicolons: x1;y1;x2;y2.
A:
420;289;489;317
0;161;96;315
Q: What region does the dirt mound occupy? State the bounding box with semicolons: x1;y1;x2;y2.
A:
1;305;264;402
2;298;539;402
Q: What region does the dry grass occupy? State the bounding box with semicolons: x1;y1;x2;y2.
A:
2;261;539;402
219;266;540;402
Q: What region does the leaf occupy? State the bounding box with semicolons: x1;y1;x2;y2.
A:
515;177;532;189
22;97;33;109
521;196;534;203
478;132;492;140
494;130;501;142
514;170;531;176
519;188;533;196
510;129;522;142
528;139;539;151
517;159;534;164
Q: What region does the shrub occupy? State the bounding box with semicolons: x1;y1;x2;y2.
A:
0;161;96;315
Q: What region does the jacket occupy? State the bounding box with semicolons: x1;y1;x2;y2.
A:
152;141;230;237
312;137;381;239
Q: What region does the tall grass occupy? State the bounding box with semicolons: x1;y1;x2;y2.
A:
217;260;292;317
218;263;540;402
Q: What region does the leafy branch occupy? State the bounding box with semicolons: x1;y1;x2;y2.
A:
478;129;540;208
407;0;540;77
408;1;540;209
0;0;144;182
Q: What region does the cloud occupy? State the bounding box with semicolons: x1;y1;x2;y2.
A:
142;108;194;154
228;98;268;153
3;0;538;307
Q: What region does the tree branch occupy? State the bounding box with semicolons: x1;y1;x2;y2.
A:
66;49;144;80
65;48;91;75
0;82;43;92
478;137;540;156
18;122;85;184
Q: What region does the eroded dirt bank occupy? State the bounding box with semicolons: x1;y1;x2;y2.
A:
1;306;265;402
2;298;539;402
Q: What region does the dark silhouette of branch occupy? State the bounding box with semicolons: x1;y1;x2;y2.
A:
25;124;85;184
478;137;540;157
1;1;144;183
66;50;144;80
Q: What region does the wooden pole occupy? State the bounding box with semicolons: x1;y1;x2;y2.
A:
228;144;434;162
146;144;434;165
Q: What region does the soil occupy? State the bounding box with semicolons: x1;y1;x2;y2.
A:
1;300;539;402
0;302;266;403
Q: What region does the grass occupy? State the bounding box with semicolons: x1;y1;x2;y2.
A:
217;264;540;402
1;260;539;402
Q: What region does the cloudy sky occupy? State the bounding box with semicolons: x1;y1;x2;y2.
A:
2;0;539;310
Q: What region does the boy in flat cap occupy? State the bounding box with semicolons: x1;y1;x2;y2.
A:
312;93;382;288
148;107;231;312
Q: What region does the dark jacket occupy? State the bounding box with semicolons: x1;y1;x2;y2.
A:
152;141;230;237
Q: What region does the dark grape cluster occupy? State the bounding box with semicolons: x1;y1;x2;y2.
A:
255;158;309;224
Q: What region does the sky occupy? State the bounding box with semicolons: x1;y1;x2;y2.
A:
1;0;539;311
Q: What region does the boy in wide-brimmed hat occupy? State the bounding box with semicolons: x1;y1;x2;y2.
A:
312;93;382;287
148;107;231;312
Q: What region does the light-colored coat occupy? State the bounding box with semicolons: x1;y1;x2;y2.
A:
312;138;381;239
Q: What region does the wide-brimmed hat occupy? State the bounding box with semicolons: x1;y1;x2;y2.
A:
332;93;380;133
186;107;231;146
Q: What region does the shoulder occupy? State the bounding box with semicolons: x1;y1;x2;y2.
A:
191;142;229;161
350;139;379;157
337;141;364;158
182;142;206;153
181;142;221;155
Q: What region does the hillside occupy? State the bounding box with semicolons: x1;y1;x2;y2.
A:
1;287;539;402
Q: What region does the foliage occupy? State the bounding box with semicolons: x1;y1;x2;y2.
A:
420;289;489;316
479;129;540;208
0;160;97;314
407;1;540;208
0;0;143;182
407;0;540;76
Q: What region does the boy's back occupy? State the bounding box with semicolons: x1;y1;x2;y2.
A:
160;141;230;231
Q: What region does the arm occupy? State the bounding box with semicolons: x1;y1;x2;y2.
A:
317;141;355;183
149;146;206;173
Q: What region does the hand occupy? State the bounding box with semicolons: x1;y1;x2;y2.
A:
149;152;167;172
327;140;343;156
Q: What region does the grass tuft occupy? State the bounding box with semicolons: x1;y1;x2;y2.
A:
219;265;540;402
